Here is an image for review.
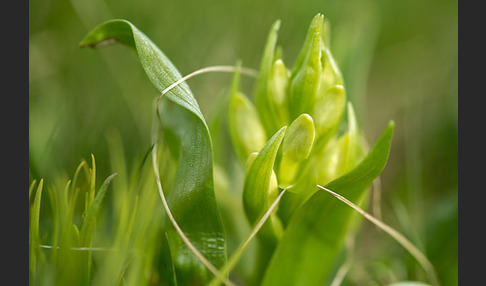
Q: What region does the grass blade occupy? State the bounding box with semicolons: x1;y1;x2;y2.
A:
29;179;44;282
79;173;117;246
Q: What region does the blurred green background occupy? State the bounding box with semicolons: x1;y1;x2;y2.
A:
29;0;457;284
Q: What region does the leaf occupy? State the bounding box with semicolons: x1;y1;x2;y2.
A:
80;19;227;285
164;233;179;286
79;20;203;122
243;126;286;240
242;126;286;284
262;121;394;286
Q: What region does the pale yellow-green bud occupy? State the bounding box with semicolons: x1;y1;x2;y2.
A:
228;92;267;161
316;103;366;184
278;113;315;187
312;84;345;139
267;59;290;129
317;43;343;96
288;14;324;120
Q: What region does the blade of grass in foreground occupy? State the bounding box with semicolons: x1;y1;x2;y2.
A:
80;20;227;285
262;121;394;286
29;179;44;281
79;172;117;246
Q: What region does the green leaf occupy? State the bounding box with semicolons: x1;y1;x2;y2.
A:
243;126;286;240
80;19;227;285
164;233;179;286
80;20;203;122
262;121;394;286
242;126;286;284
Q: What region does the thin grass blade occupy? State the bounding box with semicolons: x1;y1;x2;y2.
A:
79;173;117;246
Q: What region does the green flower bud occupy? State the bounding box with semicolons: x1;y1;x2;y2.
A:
317;40;343;96
228;63;267;162
277;113;315;187
255;20;290;136
267;59;290;127
288;14;324;120
228;91;267;162
316;103;366;184
312;84;345;141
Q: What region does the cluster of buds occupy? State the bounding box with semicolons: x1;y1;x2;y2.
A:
229;13;367;188
227;14;369;234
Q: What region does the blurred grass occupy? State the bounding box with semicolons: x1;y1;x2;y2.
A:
29;0;457;284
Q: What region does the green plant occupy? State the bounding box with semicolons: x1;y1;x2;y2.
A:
29;14;439;286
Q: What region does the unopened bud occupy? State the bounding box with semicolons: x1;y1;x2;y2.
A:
255;20;290;136
316;103;366;184
312;84;345;138
228;92;267;161
266;59;290;128
278;113;315;187
288;14;324;119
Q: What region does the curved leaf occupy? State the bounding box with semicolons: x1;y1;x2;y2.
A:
80;20;227;285
262;121;394;286
243;126;286;240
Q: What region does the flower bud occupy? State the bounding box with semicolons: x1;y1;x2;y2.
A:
255;20;290;136
288;14;324;120
316;103;366;184
267;59;290;127
277;113;315;187
228;91;267;162
312;84;345;139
